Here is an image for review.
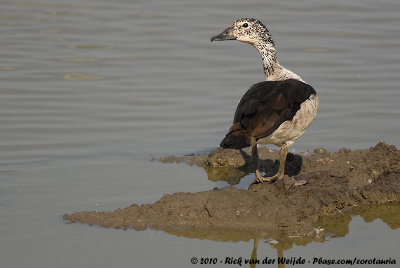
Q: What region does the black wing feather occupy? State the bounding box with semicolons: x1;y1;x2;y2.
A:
220;79;316;149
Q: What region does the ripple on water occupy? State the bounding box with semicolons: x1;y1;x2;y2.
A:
60;57;99;63
301;47;336;53
50;11;76;16
0;13;55;23
135;101;162;105
36;29;61;33
0;21;22;26
41;37;67;42
136;13;160;19
0;89;14;93
322;31;366;38
12;2;92;9
0;67;16;71
63;73;105;80
67;44;113;49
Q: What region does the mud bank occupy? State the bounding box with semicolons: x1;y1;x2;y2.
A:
64;142;400;241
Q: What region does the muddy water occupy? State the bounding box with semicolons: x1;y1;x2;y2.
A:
1;0;400;267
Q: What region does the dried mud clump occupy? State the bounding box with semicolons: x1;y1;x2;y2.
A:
64;142;400;240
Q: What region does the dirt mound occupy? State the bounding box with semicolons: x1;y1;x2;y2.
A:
64;142;400;242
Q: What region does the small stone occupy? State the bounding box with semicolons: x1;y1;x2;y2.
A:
314;148;326;154
338;148;351;154
371;169;379;176
301;150;310;156
314;227;324;234
294;179;307;186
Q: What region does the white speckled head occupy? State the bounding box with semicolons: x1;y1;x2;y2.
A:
211;18;273;46
232;18;272;45
211;18;304;82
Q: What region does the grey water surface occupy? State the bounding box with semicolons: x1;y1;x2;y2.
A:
0;0;400;267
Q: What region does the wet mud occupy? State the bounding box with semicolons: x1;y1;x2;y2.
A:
64;142;400;243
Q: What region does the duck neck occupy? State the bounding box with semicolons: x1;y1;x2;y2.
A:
254;40;278;78
254;39;303;82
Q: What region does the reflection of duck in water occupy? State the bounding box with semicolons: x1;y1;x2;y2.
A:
211;18;318;186
250;238;259;268
161;204;400;268
246;204;400;268
249;237;292;268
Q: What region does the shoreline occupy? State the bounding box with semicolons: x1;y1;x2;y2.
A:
64;142;400;242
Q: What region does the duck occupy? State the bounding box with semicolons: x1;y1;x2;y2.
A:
211;18;318;185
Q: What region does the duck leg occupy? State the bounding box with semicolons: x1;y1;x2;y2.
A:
250;143;289;186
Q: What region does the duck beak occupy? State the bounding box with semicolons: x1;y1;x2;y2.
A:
211;26;236;42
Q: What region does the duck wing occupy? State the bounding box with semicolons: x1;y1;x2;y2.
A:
220;79;316;149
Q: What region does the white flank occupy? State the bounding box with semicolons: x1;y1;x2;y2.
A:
258;94;319;146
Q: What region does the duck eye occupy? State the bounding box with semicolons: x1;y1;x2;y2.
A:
242;23;248;28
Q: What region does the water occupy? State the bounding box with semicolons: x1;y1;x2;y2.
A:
0;0;399;267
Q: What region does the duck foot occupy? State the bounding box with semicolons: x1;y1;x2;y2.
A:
249;170;283;187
